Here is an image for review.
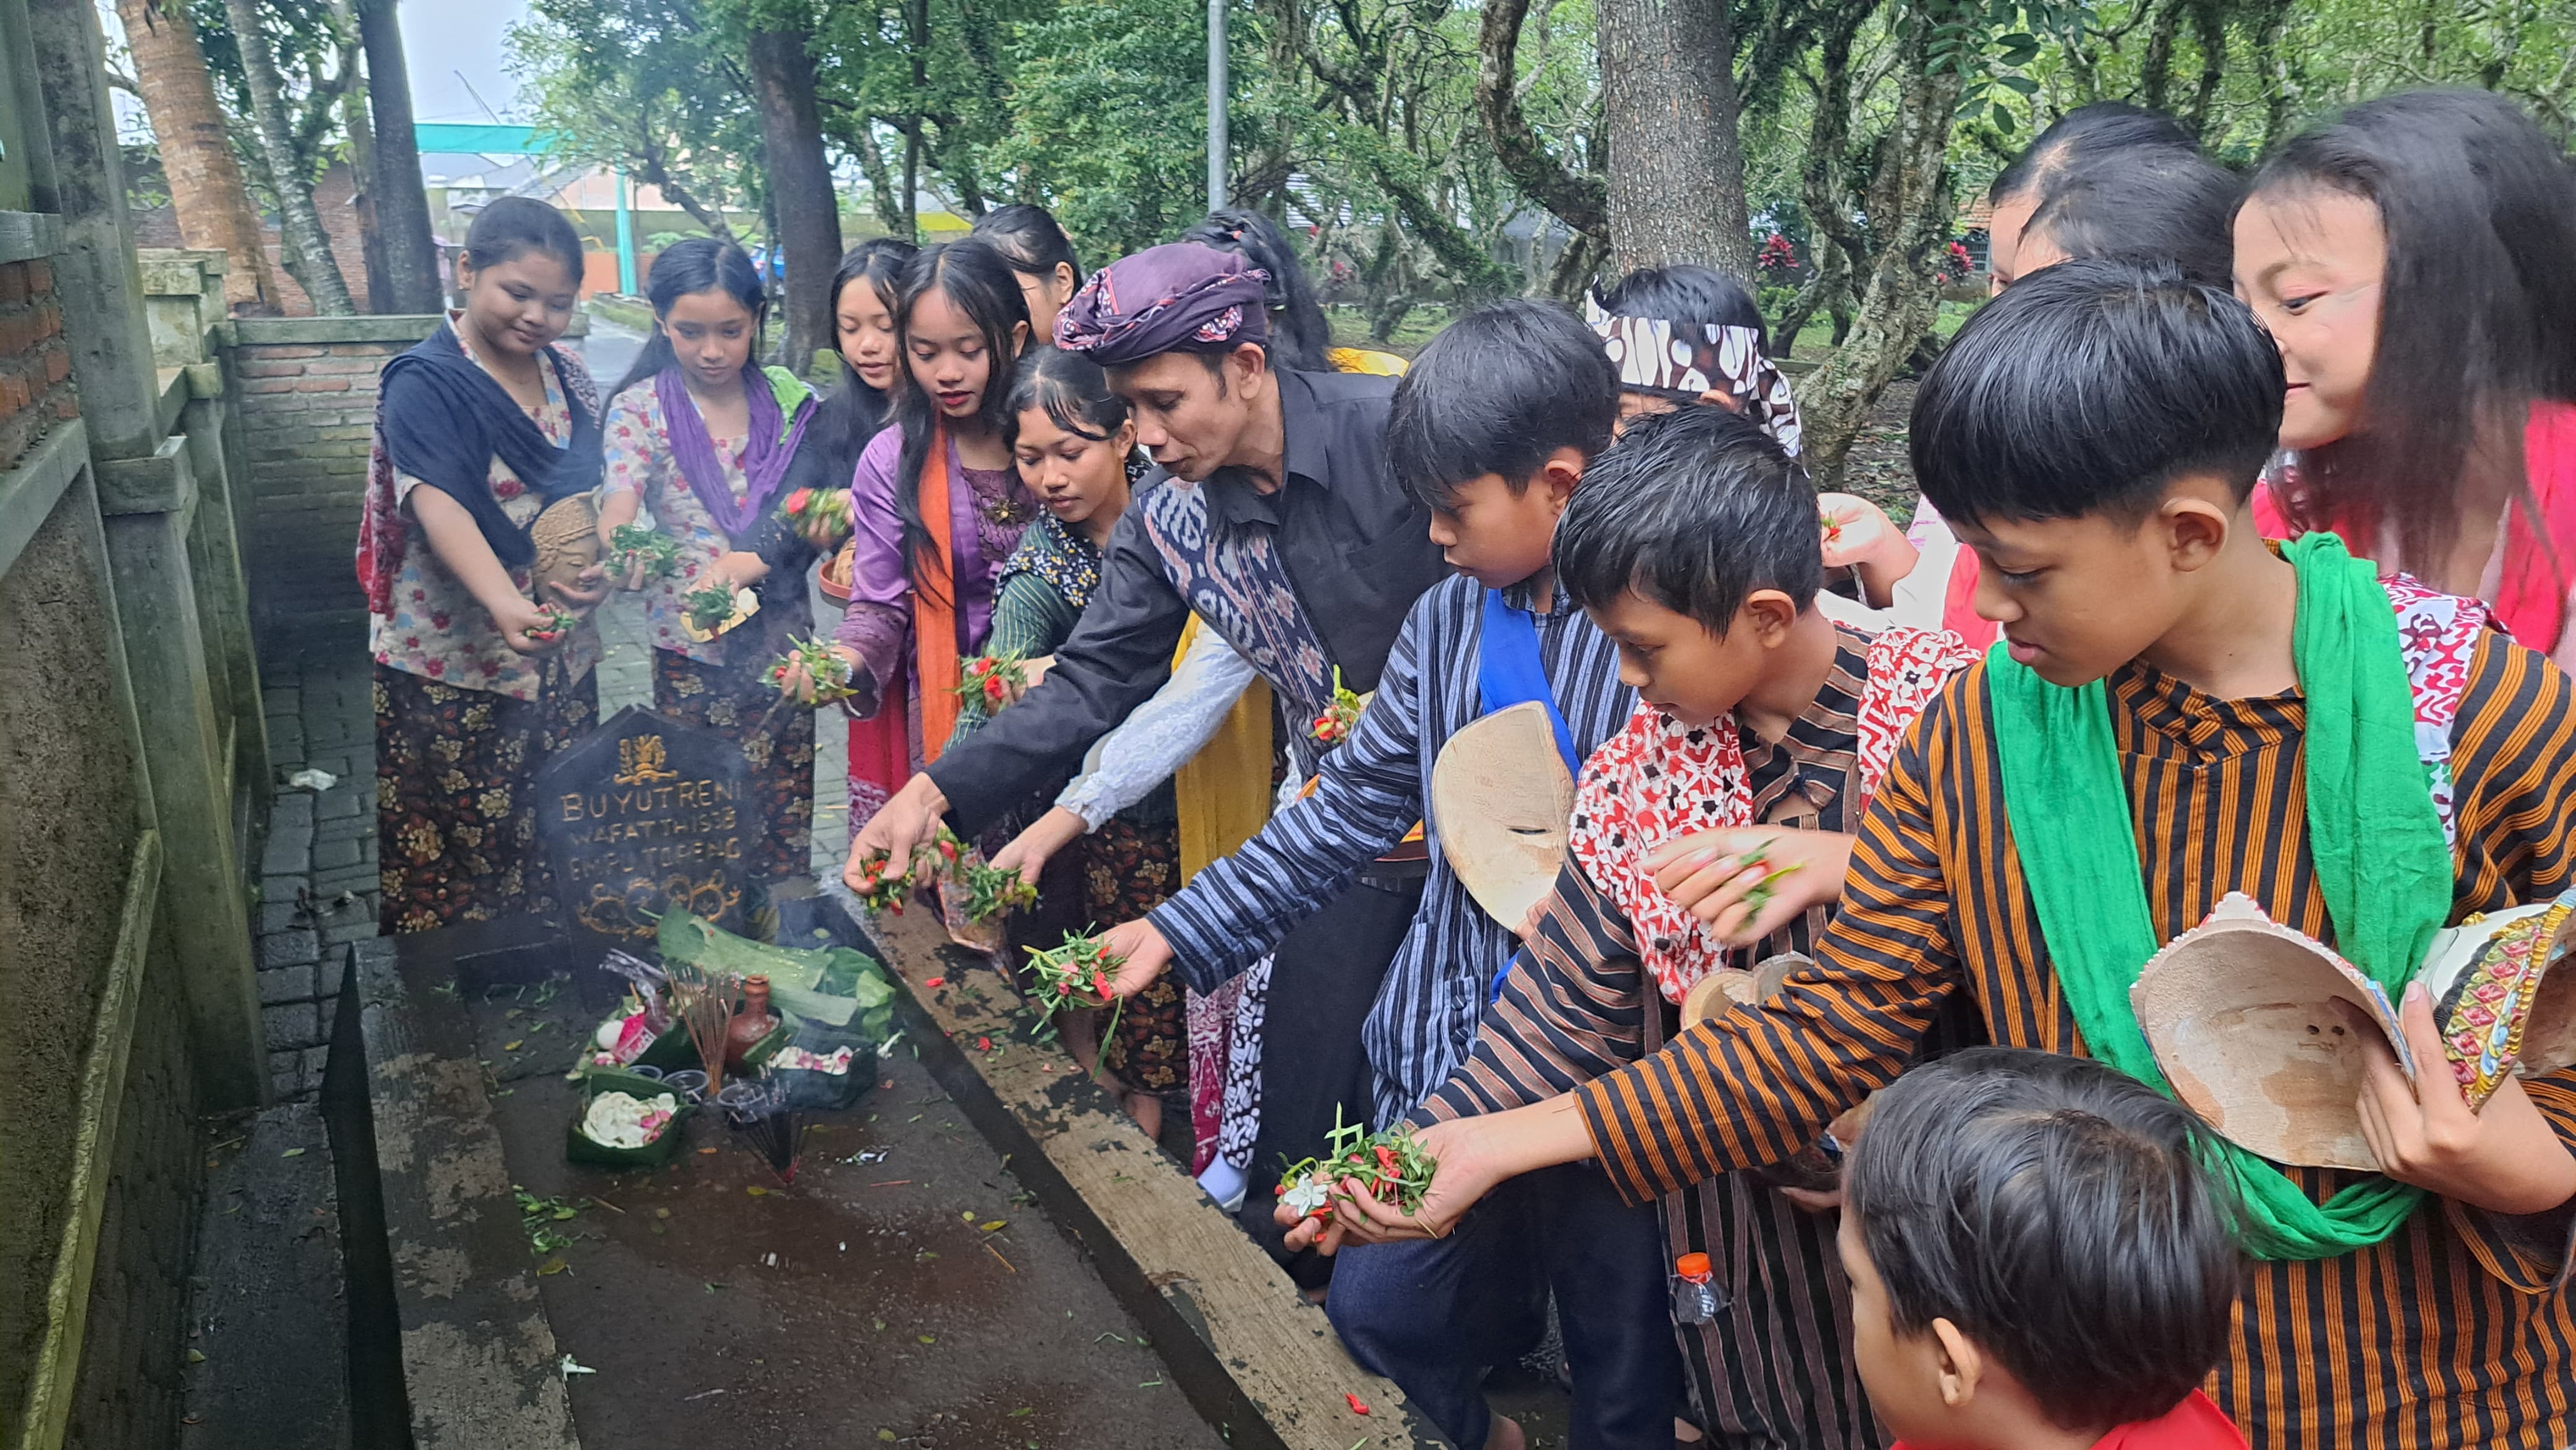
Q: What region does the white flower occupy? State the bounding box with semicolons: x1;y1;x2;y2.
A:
1280;1173;1333;1219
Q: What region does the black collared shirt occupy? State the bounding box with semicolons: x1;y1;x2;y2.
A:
928;367;1450;833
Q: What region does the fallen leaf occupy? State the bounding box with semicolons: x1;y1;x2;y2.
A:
877;1431;896;1443
747;1186;767;1197
873;1319;887;1332
918;1335;936;1345
559;1353;595;1378
655;1207;671;1219
280;1148;306;1159
186;1348;206;1364
503;1040;523;1051
980;1220;1006;1232
537;1259;569;1276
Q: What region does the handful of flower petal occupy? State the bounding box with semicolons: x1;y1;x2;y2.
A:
1308;666;1364;745
1274;1106;1438;1221
952;651;1030;719
610;524;682;582
770;636;858;705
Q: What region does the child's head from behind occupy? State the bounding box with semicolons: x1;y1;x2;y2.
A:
1592;264;1769;435
1005;345;1136;533
456;198;586;358
1910;260;2281;687
1389;298;1616;590
1840;1048;2242;1450
1556;405;1819;727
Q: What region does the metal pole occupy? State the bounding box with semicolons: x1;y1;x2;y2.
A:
615;166;637;294
1206;0;1227;210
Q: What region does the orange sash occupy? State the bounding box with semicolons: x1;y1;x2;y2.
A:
912;430;964;759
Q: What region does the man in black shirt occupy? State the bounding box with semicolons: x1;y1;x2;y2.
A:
850;241;1450;1275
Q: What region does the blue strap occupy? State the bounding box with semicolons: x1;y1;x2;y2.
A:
1476;588;1582;1001
1476;588;1582;777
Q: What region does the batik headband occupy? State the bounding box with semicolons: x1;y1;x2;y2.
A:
1054;241;1271;367
1585;295;1804;458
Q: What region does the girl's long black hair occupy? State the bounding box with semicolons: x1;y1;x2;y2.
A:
611;235;767;399
1181;209;1333;372
2249;89;2576;576
890;238;1031;601
807;238;917;468
972;204;1082;292
1002;345;1130;449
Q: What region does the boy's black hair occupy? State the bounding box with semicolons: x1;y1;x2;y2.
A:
1593;263;1768;352
1386;298;1616;510
1988;100;2196;207
1555;404;1820;633
2020;148;2242;289
1910;259;2282;529
1844;1047;2243;1433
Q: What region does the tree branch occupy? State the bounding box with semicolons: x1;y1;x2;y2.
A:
1475;0;1605;238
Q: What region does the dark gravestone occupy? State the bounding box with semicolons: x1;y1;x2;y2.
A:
536;705;764;945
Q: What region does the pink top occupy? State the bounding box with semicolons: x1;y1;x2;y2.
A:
600;380;752;667
367;317;600;701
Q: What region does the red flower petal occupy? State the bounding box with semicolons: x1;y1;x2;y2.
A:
1345;1394;1372;1417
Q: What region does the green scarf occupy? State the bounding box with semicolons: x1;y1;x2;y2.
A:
1990;533;2453;1260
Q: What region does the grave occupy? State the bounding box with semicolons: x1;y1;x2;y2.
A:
537;706;763;948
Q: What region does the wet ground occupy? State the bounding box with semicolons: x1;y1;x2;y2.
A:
466;965;1224;1450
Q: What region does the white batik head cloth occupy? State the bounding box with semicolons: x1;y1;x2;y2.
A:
1585;293;1803;458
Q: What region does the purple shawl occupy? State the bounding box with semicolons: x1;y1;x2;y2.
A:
655;363;815;540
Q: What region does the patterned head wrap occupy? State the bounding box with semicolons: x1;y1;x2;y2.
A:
1585;293;1804;458
1055;243;1271;367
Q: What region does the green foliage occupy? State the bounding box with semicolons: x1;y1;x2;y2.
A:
984;0;1217;257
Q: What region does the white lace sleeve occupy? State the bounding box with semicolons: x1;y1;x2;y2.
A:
1055;623;1259;830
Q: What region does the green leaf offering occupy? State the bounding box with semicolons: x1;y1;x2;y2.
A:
1274;1105;1437;1221
611;524;681;581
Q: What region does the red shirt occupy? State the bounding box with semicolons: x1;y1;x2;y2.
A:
1892;1391;2248;1450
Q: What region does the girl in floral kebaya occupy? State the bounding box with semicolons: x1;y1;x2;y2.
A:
596;237;825;885
363;198;607;933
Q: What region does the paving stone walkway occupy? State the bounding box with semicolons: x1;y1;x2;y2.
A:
250;580;851;1100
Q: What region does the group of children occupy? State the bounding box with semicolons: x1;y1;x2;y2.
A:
365;82;2576;1450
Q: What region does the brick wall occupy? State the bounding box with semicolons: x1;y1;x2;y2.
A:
232;317;436;622
0;258;77;471
131;164;375;317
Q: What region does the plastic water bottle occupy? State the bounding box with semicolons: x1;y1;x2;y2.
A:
1671;1252;1724;1324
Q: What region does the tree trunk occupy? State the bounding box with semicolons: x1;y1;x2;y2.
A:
221;0;356;314
113;0;279;312
1595;0;1754;280
745;24;843;378
856;129;905;235
1795;20;1963;481
328;0;390;309
356;0;443;312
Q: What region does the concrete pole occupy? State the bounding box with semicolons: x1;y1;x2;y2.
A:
1207;0;1227;211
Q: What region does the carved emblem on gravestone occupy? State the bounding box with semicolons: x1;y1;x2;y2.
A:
537;706;764;942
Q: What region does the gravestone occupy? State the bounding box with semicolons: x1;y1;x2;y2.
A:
536;705;764;945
